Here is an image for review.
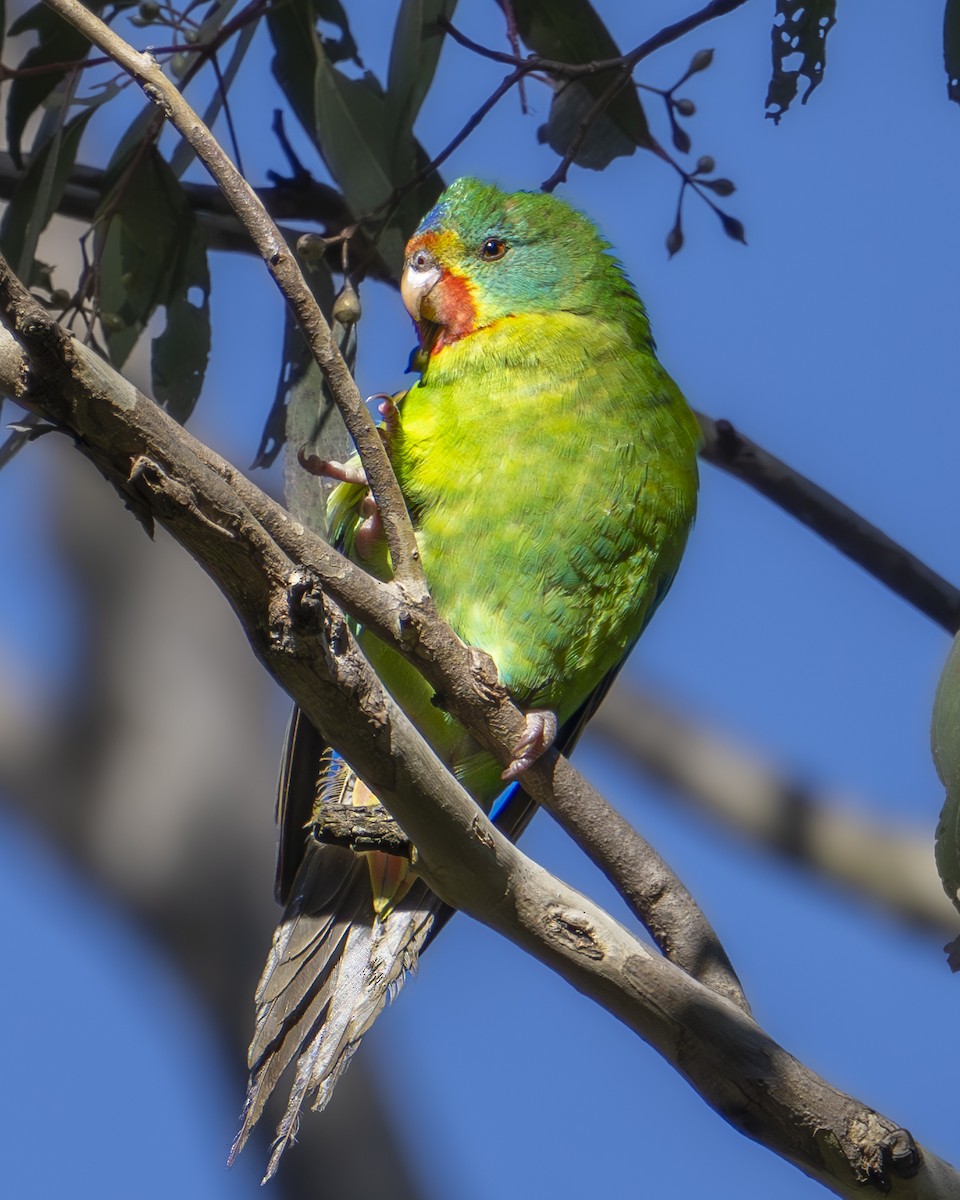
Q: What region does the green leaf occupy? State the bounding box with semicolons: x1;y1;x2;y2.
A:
267;0;444;274
151;291;210;424
945;0;960;104
6;3;93;167
0;107;94;276
386;0;456;147
510;0;651;168
765;0;837;124
95;146;210;419
268;1;442;277
933;632;960;917
283;314;358;535
267;0;360;138
314;0;360;65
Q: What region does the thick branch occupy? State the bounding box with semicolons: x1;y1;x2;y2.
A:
0;246;740;1008
1;264;957;1195
0;152;397;282
697;414;960;633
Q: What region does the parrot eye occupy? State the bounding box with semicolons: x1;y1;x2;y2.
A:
479;237;508;262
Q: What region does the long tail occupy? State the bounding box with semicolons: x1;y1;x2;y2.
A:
230;713;440;1180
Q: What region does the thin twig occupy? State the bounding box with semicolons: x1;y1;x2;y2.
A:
697;413;960;634
441;0;751;78
378;66;527;228
541;67;640;193
40;0;425;593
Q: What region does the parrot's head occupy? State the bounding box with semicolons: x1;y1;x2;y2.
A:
401;177;646;356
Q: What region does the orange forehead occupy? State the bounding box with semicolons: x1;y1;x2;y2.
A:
405;227;457;259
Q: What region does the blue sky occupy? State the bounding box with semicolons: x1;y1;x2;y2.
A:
0;3;958;1197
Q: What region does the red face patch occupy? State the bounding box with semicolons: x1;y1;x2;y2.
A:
422;271;477;349
405;230;478;353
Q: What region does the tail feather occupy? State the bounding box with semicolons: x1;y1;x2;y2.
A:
231;833;440;1180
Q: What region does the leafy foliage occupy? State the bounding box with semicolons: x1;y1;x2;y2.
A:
5;1;96;166
0;0;954;447
0;108;94;284
94;146;210;422
267;0;448;275
765;0;837;123
509;0;651;168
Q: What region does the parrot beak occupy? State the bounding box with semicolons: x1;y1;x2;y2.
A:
401;246;442;323
402;245;443;354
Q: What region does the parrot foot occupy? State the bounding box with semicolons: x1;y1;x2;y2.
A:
501;710;558;780
296;446;368;486
369;393;400;443
354;493;384;561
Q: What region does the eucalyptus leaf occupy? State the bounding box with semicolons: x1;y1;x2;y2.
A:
933;631;960;916
95;146;210;419
386;0;457;147
510;0;651;167
0;108;94;276
255;259;335;472
6;2;95;166
765;0;837;123
945;0;960;104
151;281;211;423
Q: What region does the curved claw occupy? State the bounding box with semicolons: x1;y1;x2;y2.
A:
297;445;368;486
501;710;559;781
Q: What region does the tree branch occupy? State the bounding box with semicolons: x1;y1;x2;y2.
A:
0;150;396;279
696;413;960;633
2;245;957;1194
443;0;752;78
0;239;741;1009
593;684;957;934
40;0;424;591
24;0;750;1011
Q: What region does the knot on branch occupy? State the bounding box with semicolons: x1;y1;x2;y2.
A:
128;455;235;537
712;417;743;460
544;905;605;961
847;1112;921;1185
286;567;327;633
468;645;503;701
310;801;412;858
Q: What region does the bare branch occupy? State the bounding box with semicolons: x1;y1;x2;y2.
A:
3;247;958;1193
442;1;752;78
593;685;957;934
697;413;960;633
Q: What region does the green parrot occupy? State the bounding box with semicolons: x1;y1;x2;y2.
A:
232;178;700;1176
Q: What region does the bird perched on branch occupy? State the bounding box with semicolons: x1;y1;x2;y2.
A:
232;177;700;1178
